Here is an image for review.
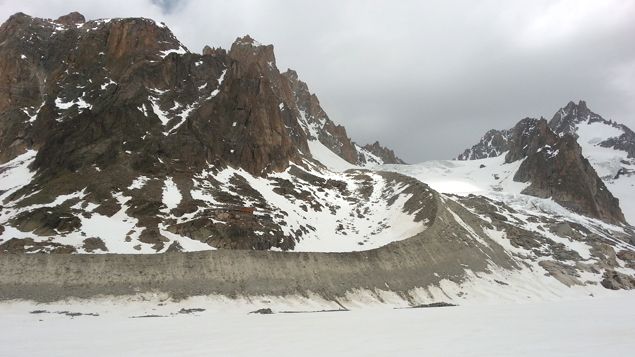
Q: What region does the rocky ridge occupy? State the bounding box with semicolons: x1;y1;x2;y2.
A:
358;141;406;165
457;105;628;224
281;69;404;166
457;128;512;160
550;101;635;158
506;119;624;224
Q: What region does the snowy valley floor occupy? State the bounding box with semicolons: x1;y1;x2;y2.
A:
1;294;634;357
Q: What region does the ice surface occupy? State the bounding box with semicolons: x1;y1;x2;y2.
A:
576;121;628;178
0;294;633;357
382;154;528;196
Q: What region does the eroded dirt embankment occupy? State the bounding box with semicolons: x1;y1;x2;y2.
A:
0;184;517;303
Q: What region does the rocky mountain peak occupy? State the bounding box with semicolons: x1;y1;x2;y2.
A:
499;117;625;224
550;100;602;136
562;100;588;113
456;128;512;160
281;68;360;164
456;104;627;224
229;35;276;71
280;68;406;167
359;141;406;165
514;130;625;224
549;100;635;159
55;12;86;25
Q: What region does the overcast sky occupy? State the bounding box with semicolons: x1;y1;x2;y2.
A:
2;0;634;162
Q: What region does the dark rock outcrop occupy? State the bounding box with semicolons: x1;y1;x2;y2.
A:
506;119;625;224
504;118;557;163
457;129;512;160
0;17;307;176
202;45;226;57
359;141;406;164
455;105;627;225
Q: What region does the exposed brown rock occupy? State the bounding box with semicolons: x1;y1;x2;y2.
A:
504;118;557;163
202;45;226;57
55;12;85;26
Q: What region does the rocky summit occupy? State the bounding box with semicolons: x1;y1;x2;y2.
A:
506;118;624;224
0;12;634;303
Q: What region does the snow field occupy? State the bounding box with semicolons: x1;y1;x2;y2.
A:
1;293;633;357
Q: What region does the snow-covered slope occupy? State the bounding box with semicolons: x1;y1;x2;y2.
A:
565;113;635;224
0;153;430;253
383;155;528;195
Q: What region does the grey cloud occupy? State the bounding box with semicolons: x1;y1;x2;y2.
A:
1;0;634;162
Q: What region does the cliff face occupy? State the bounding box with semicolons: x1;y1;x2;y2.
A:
508;120;625;224
457;115;626;224
0;14;310;177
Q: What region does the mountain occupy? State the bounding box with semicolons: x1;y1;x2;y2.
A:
0;12;413;254
0;13;634;302
358;141;406;165
457;100;635;224
456;128;512;160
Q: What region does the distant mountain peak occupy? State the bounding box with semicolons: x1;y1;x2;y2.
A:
550;99;601;135
456;102;628;224
358;141;406;165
